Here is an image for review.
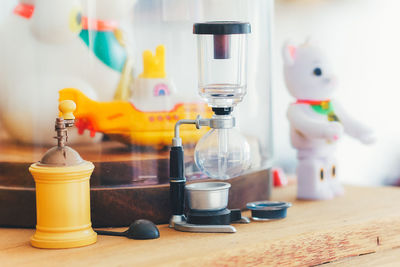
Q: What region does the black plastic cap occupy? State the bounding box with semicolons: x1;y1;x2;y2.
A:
193;21;251;35
212;107;232;115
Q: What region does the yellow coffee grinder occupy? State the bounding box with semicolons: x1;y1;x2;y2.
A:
29;100;97;249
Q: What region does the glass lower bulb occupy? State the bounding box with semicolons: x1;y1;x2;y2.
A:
194;127;250;180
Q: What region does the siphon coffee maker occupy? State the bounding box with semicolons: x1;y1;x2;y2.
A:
169;22;252;233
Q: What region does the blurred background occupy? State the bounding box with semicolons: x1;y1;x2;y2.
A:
1;0;399;186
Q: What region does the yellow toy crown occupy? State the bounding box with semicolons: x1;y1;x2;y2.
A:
139;45;166;79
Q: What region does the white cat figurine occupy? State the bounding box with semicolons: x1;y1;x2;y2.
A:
282;39;376;200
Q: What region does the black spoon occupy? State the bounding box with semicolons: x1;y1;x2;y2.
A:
95;219;160;240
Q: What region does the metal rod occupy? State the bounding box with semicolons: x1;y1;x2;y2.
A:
55;118;67;148
174;119;197;140
54;117;75;148
172;116;211;147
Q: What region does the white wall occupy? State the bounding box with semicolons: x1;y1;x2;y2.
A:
274;0;400;185
0;0;16;24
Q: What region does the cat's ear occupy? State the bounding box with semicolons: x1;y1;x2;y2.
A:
282;40;297;66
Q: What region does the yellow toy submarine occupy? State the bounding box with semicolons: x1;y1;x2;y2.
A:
59;45;212;147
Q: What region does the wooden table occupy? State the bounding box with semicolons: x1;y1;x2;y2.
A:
1;185;400;266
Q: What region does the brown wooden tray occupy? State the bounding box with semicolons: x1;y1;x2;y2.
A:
0;138;272;227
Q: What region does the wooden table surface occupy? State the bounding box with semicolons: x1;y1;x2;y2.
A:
1;185;400;266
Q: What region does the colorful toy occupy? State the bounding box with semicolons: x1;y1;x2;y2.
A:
59;88;211;147
282;39;376;200
58;45;212;147
131;45;178;111
0;0;135;145
80;0;136;101
29;100;97;249
0;0;99;145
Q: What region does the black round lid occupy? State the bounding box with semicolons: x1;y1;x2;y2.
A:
126;219;160;240
193;21;251;35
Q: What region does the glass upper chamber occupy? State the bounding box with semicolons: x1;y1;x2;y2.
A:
194;22;250;108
